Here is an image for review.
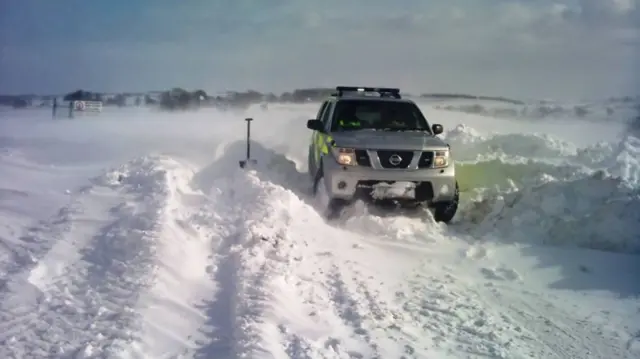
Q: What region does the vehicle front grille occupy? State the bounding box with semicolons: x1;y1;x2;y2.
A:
418;151;434;168
354;149;371;167
376;150;414;169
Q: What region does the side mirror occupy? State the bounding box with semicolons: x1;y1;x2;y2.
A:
307;119;324;132
431;123;443;135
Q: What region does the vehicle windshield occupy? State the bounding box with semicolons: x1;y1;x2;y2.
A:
330;99;431;133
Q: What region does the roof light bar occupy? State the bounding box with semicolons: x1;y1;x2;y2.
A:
334;86;402;99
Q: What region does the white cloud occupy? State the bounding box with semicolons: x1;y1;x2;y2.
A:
580;0;637;17
205;0;638;99
0;0;638;100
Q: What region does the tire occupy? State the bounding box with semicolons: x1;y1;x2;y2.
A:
307;147;316;181
312;164;347;220
432;181;459;223
311;159;323;196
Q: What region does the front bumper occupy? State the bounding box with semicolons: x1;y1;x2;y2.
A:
322;154;457;203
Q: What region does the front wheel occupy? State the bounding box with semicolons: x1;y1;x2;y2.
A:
307;146;316;181
313;171;348;220
432;181;459;223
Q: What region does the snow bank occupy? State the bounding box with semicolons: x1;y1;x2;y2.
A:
447;124;640;254
1;102;638;358
460;171;640;253
192;139;309;199
0;154;222;358
444;124;577;159
192;117;640;256
0;155;173;357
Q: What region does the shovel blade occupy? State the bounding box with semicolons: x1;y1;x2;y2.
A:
239;159;257;169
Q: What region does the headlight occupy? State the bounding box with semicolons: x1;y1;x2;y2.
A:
331;147;357;166
433;150;449;168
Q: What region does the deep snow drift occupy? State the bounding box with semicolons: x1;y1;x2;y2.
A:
0;101;638;359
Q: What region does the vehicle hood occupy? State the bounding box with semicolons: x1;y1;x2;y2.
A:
329;130;449;151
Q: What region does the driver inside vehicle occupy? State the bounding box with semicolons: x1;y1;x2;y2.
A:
336;106;362;130
380;108;414;129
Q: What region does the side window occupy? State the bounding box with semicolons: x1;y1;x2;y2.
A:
320;102;334;126
315;101;329;120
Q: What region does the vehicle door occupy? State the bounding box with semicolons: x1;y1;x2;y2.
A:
309;101;329;175
314;101;334;166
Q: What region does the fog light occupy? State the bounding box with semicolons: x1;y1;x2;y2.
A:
440;184;449;194
337;181;347;189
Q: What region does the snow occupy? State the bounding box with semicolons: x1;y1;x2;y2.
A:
370;181;417;200
0;101;639;359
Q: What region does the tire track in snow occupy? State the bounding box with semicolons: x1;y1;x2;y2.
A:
476;282;636;359
396;263;529;358
0;193;97;358
192;219;241;359
0;156;174;358
0;191;87;289
195;166;522;359
194;171;293;359
324;259;450;359
326;265;382;358
200;159;540;358
195;170;381;359
118;159;219;359
191;169;434;359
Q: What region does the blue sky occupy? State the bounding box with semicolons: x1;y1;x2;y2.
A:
1;0;638;100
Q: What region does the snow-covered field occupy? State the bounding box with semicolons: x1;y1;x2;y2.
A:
0;101;638;359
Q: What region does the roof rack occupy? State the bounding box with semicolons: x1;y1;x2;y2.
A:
333;86;402;99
